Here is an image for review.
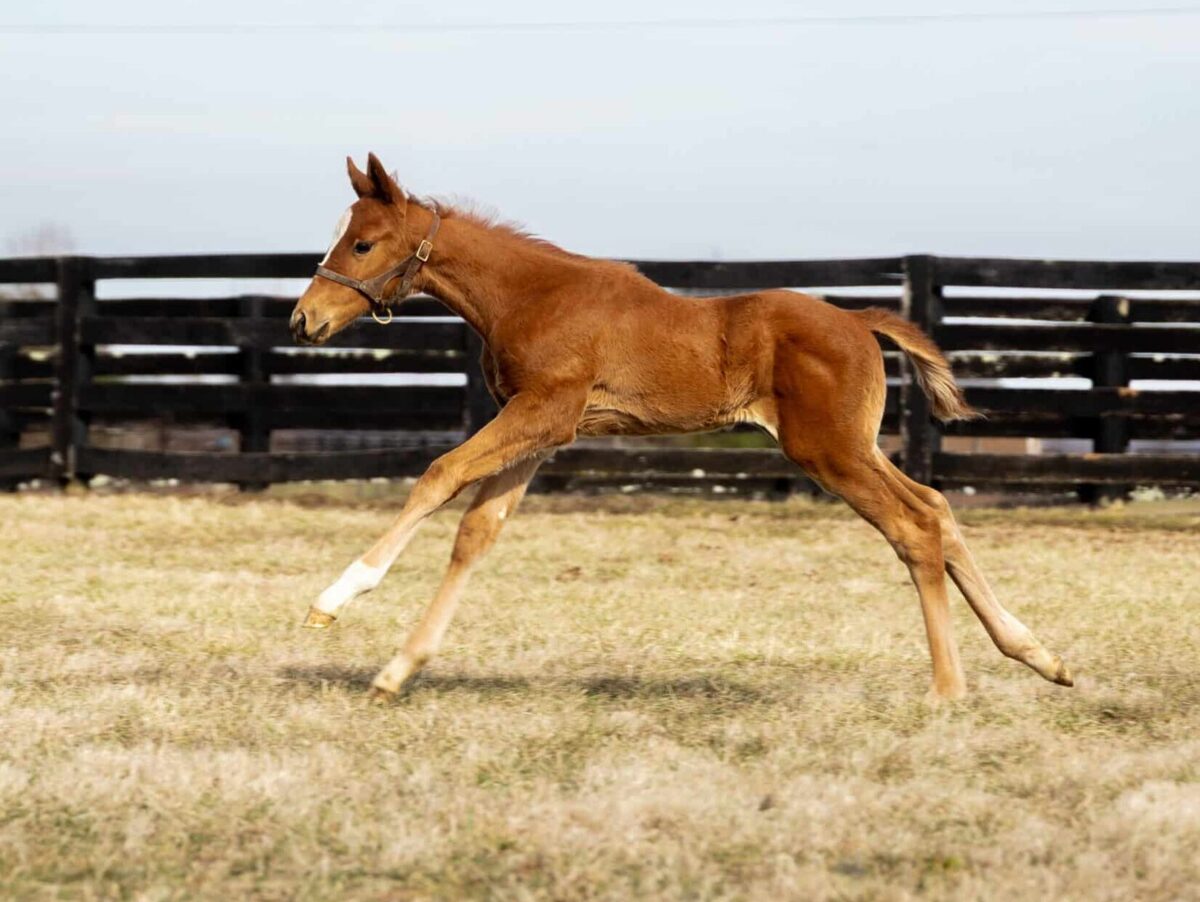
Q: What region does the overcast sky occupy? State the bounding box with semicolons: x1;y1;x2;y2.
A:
2;1;1198;261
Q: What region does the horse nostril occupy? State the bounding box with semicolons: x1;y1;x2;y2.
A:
291;310;306;336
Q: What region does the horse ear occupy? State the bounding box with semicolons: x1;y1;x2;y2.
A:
366;152;404;205
347;156;374;198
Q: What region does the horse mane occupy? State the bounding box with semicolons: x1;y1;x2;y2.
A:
425;196;590;261
404;190;636;272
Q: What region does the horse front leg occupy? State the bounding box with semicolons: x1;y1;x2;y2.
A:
369;454;544;699
301;392;582;629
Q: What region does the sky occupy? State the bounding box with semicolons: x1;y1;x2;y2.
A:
2;1;1199;262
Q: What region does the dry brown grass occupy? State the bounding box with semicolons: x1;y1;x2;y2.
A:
1;489;1198;901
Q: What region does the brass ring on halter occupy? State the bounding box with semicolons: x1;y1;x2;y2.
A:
371;307;393;326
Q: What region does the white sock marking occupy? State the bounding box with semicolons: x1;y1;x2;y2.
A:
316;559;385;615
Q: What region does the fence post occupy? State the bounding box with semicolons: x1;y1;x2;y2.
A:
0;301;17;490
900;254;942;486
50;257;96;486
236;295;269;491
462;327;495;437
1079;294;1131;503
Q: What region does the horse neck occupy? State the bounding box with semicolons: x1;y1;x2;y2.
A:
414;213;577;340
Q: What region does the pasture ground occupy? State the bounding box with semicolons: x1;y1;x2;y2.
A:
2;489;1198;900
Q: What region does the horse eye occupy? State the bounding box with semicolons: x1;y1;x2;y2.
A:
353;240;373;255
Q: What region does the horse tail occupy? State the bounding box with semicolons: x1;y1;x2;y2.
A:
854;307;980;423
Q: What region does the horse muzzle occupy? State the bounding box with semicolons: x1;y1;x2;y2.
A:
289;308;331;345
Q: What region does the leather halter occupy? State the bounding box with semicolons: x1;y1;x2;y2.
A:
313;210;440;325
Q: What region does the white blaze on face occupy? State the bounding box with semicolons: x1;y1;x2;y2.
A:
320;207;353;265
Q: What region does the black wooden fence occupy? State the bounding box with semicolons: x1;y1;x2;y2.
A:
1;253;1198;494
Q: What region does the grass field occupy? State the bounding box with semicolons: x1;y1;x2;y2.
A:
2;488;1198;900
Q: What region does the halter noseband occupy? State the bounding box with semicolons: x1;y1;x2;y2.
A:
313;210;440;325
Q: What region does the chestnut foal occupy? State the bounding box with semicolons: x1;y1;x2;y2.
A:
290;153;1073;702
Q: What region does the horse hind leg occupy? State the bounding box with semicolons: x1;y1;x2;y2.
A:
787;440;968;700
885;460;1073;687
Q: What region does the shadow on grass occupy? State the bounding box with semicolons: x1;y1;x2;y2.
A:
277;664;769;704
278;664;378;691
579;674;765;703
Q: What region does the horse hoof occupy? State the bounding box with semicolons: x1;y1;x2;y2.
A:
926;684;968;706
368;685;397;705
301;607;336;630
1053;658;1074;687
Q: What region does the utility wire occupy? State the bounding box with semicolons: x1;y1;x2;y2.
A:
3;7;1200;35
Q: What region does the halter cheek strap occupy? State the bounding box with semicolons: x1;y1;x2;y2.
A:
314;211;440;324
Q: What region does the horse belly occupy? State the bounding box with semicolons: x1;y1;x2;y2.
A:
577;389;736;438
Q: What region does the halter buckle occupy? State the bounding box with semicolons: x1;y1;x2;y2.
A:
415;239;433;262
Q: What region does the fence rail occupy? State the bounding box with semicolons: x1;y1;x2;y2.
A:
1;252;1198;495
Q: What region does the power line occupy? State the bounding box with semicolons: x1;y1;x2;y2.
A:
2;7;1200;35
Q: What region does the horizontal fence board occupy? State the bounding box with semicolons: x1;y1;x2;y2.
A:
97;296;286;318
943;414;1200;440
817;294;901;312
78;383;464;414
964;387;1200;416
18;354;246;379
0;299;56;318
948;353;1200;381
950;354;1084;379
268;350;465;375
0;447;50;478
540;474;816;494
1128;356;1200;381
935;452;1200;484
1129;416;1200;440
1121;299;1200;323
0;257;57;283
938;323;1200;353
6;411;52;430
93;294;454;319
0;383;53;408
944;416;1084;439
84;408;463;431
0;318;55;345
76;446;444;483
10;356;54;379
95;354;241;377
75;445;812;484
1132;426;1200;442
631;258;903;290
944;296;1200;323
543;446;798;477
943;296;1092;321
13;350;467;379
262;409;462;430
937;257;1200;291
79;316;466;351
91;253;320;280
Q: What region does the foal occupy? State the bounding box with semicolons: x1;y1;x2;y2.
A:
290;153;1074;702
